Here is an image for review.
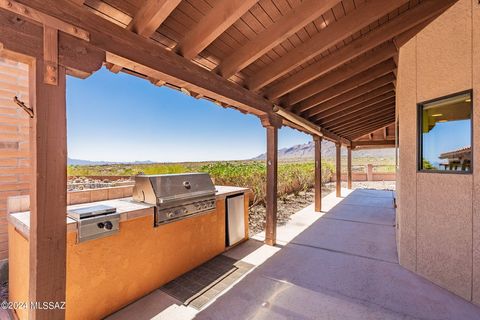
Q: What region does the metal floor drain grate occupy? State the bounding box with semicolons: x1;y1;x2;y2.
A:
160;255;253;310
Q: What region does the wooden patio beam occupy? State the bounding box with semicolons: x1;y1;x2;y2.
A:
247;0;409;91
335;115;396;135
348;121;396;138
273;105;351;145
327;106;395;132
127;0;181;37
264;0;457;99
216;0;340;79
338;116;396;136
352;139;396;148
281;42;397;106
334;109;395;133
290;59;396;112
309;86;395;122
314;135;322;212
175;0;258;60
0;10;104;77
298;72;395;115
321;98;396;127
319;96;396;125
393;16;437;49
347;121;396;139
18;0;274;115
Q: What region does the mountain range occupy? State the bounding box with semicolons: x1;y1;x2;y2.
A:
67;158;153;166
252;140;395;160
68;140;394;165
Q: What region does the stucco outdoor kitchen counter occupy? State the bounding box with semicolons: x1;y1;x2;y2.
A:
7;185;250;320
8;185;250;238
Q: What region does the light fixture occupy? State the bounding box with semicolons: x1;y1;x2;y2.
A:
431;113;443;117
438;119;448;123
466;98;471;102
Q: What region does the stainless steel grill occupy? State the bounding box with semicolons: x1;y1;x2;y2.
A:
67;205;120;243
132;173;216;226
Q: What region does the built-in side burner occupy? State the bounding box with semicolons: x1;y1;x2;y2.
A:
67;205;120;243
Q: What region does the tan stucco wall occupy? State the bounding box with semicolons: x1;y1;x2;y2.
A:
396;0;479;305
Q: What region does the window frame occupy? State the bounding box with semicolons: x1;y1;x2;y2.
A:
417;89;473;174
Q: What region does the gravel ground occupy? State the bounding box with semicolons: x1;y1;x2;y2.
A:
0;281;7;303
67;177;133;191
248;181;395;236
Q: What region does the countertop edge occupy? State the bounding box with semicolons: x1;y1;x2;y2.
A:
8;186;251;239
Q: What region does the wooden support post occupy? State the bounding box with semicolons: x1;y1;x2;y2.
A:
261;115;281;246
335;142;341;197
314;135;322;212
29;59;67;319
367;164;374;181
347;146;352;190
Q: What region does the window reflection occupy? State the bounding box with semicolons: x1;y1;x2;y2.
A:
419;92;472;172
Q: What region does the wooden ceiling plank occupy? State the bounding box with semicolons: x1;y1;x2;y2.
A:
335;113;395;134
283;43;397;105
290;59;397;108
347;120;396;138
320;95;396;125
293;60;396;112
175;0;259;60
309;84;395;121
325;104;395;130
352;139;395;149
247;0;408;91
302;75;395;118
216;0;341;79
338;120;396;140
332;108;395;132
127;0;182;37
321;98;396;127
394;15;436;48
264;0;457;99
20;0;276;116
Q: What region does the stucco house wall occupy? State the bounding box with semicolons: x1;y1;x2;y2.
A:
396;0;479;305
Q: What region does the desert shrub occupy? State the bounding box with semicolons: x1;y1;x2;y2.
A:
68;160;336;206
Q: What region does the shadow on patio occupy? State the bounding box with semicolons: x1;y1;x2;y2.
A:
108;189;480;320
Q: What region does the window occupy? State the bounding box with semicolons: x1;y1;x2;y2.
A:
418;91;472;173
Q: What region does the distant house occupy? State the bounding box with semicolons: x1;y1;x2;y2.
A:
438;147;471;171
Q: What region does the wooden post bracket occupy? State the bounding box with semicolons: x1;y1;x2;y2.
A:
0;0;90;41
43;26;58;85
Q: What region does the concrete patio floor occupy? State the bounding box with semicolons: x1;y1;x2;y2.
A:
108;188;480;320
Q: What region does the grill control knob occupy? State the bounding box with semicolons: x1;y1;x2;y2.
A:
104;221;113;230
97;222;105;229
167;212;174;218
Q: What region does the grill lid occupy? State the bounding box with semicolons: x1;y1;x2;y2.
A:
133;173;216;205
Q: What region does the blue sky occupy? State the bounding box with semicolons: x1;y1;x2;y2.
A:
423;120;471;165
66;67;310;162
